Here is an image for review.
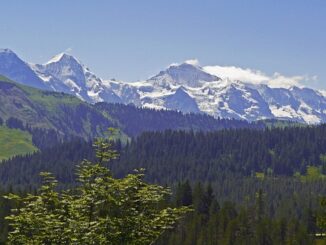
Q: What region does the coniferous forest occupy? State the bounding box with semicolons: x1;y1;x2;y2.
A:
0;125;326;243
1;1;326;243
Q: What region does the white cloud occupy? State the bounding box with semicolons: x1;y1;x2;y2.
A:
168;59;200;68
268;73;303;88
64;47;73;53
166;59;318;89
203;65;269;84
184;59;200;66
203;65;313;88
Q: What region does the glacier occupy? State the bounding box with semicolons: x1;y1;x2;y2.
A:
0;48;325;124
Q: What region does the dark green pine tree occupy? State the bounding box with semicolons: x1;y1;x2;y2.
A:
175;180;193;207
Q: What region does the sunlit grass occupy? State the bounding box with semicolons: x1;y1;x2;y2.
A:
0;126;38;161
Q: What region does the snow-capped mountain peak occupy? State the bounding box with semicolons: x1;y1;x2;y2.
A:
0;48;15;55
45;52;66;65
44;52;83;66
150;61;220;88
1;49;326;124
0;49;50;90
38;52;125;103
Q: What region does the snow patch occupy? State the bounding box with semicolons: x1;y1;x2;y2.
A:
44;53;66;65
7;50;325;124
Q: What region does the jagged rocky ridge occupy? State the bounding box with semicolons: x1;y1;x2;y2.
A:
1;48;326;124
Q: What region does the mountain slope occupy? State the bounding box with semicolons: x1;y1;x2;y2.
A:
0;126;37;161
2;49;326;124
0;75;116;139
0;49;49;90
0;75;267;160
0;75;262;140
164;87;201;113
95;102;263;136
121;65;326;123
33;53;125;104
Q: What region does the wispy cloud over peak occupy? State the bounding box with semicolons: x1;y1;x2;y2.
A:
203;64;316;88
184;59;200;66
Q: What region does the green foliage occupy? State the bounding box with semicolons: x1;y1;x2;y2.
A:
0;77;117;140
298;166;326;182
114;126;326;180
255;172;265;179
0;126;37;161
93;128;120;164
317;197;326;233
320;154;326;163
95;102;264;137
4;132;190;244
23;86;81;110
2;125;326;243
260;118;305;129
157;185;314;245
0;75;264;144
2;127;326;226
0;75;80;110
320;154;326;175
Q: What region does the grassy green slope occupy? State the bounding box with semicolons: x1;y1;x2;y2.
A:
0;126;37;161
0;75;130;160
18;79;81;110
0;75;119;139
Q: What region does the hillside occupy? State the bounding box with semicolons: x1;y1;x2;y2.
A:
95;102;264;136
0;75;116;139
2;124;326;187
0;75;269;160
0;74;267;139
0;126;37;161
1;126;326;234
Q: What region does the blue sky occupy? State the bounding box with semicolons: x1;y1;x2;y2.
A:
1;0;325;88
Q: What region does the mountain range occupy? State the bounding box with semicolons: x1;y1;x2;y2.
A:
0;73;258;142
1;48;326;124
0;75;115;140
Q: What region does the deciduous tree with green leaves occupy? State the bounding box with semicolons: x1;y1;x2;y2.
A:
5;128;191;244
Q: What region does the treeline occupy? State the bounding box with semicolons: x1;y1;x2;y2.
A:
1;101;266;146
155;182;316;245
114;126;326;179
0;181;319;244
0;139;96;189
95;103;265;136
1;126;326;220
4;116;69;150
0;139;324;221
1;125;326;243
3;125;326;190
